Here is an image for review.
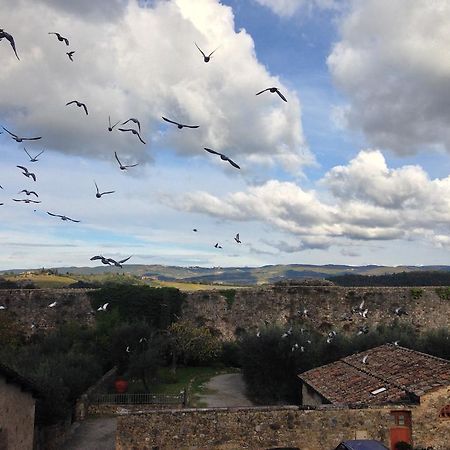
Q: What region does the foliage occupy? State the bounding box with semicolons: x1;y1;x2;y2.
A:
0;312;26;347
435;287;450;300
330;271;450;286
219;289;236;309
410;288;423;299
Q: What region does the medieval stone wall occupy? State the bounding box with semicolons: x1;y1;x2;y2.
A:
183;286;450;340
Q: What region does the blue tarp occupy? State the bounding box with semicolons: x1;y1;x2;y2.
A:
340;440;390;450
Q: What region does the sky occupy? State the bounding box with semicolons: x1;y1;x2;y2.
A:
1;0;450;270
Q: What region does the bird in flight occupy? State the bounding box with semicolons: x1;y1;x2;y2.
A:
0;29;19;60
13;198;41;204
48;32;69;46
24;148;44;162
204;148;240;169
48;302;57;308
214;243;222;249
17;166;37;182
234;233;241;244
0;305;7;310
18;190;39;198
195;42;219;63
66;100;88;115
118;128;146;144
394;307;408;316
193;228;198;232
108;116;120;132
94;181;115;198
122;118;141;132
66;51;75;61
162;117;199;130
106;256;132;268
362;355;369;364
47;212;80;222
90;255;113;266
114;151;138;170
2;127;41;142
256;87;287;102
97;303;109;312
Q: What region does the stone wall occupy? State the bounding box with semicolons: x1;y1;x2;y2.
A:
0;375;36;450
183;286;450;340
0;289;94;334
115;405;398;450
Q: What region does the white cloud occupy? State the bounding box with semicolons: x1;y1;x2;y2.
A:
254;0;338;18
0;0;311;172
328;0;450;154
172;149;450;249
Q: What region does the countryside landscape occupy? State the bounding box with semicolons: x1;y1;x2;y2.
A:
1;0;450;449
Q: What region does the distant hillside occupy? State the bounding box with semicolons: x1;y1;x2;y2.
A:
1;264;450;286
329;271;450;286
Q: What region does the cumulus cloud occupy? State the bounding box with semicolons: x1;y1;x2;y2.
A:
0;0;310;172
328;0;450;154
171;149;450;250
254;0;338;17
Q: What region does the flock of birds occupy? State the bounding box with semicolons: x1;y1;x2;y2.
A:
0;27;289;254
254;299;408;365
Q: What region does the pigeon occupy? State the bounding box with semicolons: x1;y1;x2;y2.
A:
256;87;287;102
286;327;292;335
291;343;299;352
13;198;41;204
393;340;400;346
24;148;44;162
195;42;219;62
122;118;141;132
17;166;36;182
66;100;88;115
300;346;305;352
214;243;222;249
66;51;75;61
362;355;369;364
90;255;112;266
162;117;199;129
48;302;57;308
256;331;261;338
114;151;138;170
0;305;7;310
18;190;38;197
108;116;120;132
204;148;240;169
394;307;408;316
234;233;241;244
0;29;19;60
360;308;369;319
47;212;80;222
357;325;369;336
48;32;69;46
106;256;132;268
2;127;41;142
281;332;288;339
192;229;198;232
326;337;333;344
118;128;146;144
126;346;130;353
139;337;148;343
94;181;115;198
97;303;109;312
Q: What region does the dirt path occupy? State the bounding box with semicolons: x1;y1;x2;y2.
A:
64;417;116;450
196;373;254;407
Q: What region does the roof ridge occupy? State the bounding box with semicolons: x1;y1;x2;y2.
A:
388;343;450;365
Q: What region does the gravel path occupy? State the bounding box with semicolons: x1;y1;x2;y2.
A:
196;373;254;407
64;417;116;450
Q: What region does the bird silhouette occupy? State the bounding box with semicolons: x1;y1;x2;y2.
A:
24;148;44;162
3;127;41;142
193;228;198;232
48;32;69;46
394;307;408;316
234;233;241;244
108;116;120;132
13;198;41;204
114;151;138;170
122;118;141;132
94;181;114;198
0;29;19;60
195;42;219;62
48;302;57;308
90;255;113;265
162;117;199;129
16;166;36;182
256;87;287;102
106;256;132;268
204;148;240;169
66;100;88;115
47;212;80;222
18;190;38;197
118;128;146;144
214;243;222;249
66;51;75;61
97;303;109;311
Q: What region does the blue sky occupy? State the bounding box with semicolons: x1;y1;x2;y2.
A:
1;0;450;270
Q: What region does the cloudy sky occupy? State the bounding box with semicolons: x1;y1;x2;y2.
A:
1;0;450;270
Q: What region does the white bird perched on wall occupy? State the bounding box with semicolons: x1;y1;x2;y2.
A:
48;301;57;308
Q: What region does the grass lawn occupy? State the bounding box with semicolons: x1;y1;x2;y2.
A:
147;280;248;292
127;366;239;407
6;273;77;288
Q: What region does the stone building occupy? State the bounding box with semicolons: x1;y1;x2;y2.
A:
0;362;40;450
299;344;450;449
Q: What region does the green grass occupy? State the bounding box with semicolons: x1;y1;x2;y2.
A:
148;280;246;292
5;273;77;288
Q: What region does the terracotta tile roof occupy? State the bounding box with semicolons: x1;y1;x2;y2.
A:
299;344;450;405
